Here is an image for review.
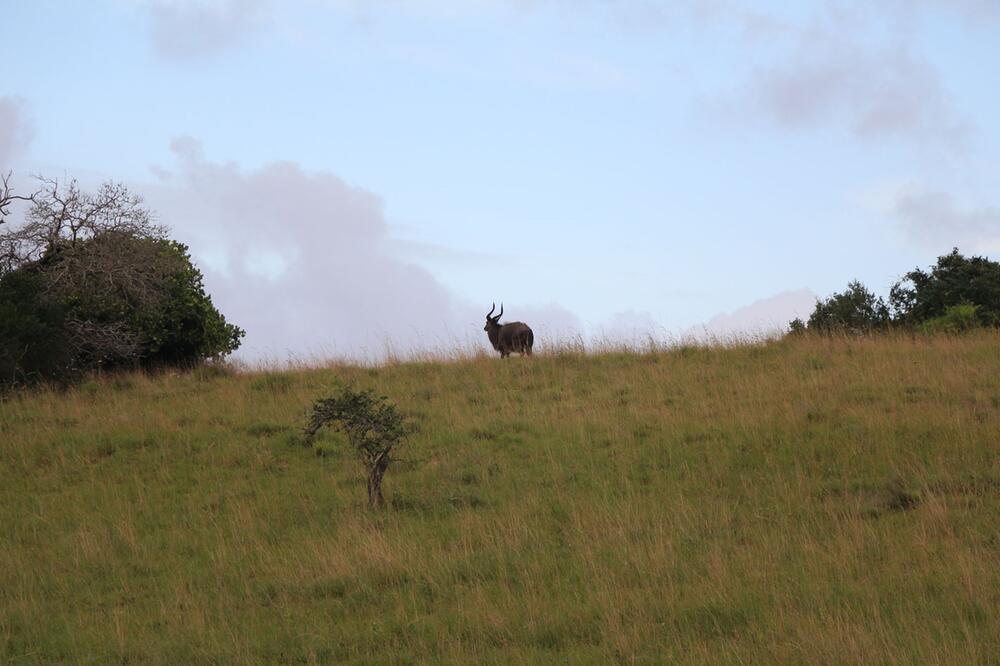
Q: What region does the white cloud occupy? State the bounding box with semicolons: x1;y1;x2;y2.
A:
144;137;477;361
145;0;270;61
717;3;972;152
687;3;974;154
747;44;967;147
893;190;1000;255
0;96;34;168
685;289;818;340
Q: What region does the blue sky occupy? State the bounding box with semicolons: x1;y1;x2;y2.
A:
2;1;999;359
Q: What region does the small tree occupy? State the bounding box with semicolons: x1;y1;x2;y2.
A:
304;387;407;510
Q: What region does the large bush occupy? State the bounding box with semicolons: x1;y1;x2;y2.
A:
48;232;245;368
0;177;243;389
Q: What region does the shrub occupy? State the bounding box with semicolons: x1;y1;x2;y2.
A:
920;304;981;334
304;387;408;509
0;177;243;389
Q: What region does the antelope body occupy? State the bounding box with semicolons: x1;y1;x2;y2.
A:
484;303;534;358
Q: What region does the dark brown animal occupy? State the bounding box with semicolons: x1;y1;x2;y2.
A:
484;302;533;358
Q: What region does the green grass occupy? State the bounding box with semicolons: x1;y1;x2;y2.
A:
2;333;999;663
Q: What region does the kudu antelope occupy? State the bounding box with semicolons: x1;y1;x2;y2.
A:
483;303;534;358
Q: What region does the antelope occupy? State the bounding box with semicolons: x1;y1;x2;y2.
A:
483;302;533;358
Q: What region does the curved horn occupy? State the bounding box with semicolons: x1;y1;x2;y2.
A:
487;302;496;318
498;302;503;320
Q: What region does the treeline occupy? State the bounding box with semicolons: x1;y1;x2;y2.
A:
792;249;1000;334
0;174;243;390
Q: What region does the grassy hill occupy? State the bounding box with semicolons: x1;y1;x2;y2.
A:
2;333;999;663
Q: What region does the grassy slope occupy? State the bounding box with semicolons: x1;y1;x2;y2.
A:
2;334;999;664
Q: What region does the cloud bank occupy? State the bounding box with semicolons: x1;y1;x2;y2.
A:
145;138;478;361
685;289;818;340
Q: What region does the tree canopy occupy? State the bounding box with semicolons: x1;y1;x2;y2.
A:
794;249;1000;334
803;280;890;334
890;248;1000;328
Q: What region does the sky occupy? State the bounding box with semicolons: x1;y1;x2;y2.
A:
2;0;999;360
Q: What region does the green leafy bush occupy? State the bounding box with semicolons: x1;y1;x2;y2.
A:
304;387;408;509
0;269;71;386
920;304;981;334
128;239;244;367
0;176;243;390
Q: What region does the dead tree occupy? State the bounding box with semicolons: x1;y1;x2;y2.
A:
304;387;408;510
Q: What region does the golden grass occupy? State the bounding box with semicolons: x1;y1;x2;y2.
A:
1;332;999;663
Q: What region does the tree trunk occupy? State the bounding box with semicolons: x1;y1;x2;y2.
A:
367;453;390;510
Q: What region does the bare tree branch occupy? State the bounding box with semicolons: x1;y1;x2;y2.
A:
1;175;172;276
0;171;36;232
63;317;143;367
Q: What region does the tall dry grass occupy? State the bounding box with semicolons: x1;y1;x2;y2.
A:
1;332;998;663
